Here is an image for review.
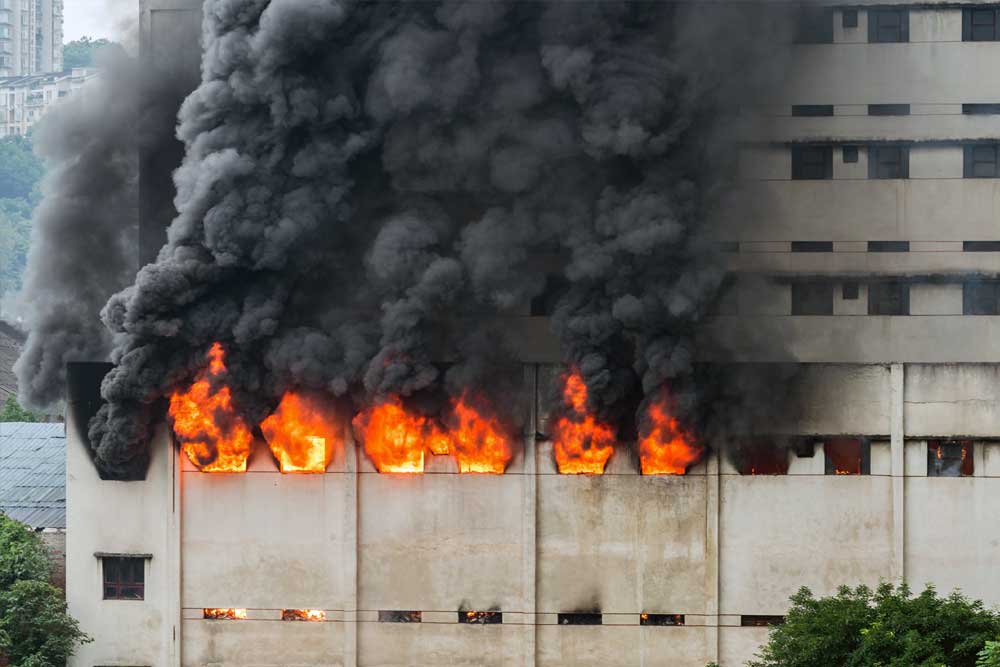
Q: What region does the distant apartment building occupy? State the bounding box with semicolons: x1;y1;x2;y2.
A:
0;0;63;77
0;67;95;135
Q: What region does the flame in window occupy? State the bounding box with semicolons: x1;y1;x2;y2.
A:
203;608;246;620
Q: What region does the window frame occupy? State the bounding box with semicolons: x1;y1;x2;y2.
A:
927;440;974;477
101;556;146;601
791;145;833;180
868;281;910;316
963;7;1000;41
963;281;1000;315
868;145;909;179
868;8;909;42
964;144;1000;178
824;438;871;476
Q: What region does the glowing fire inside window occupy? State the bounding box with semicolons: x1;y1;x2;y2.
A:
260;391;343;473
551;371;616;475
638;392;703;475
458;610;502;624
282;609;326;622
824;438;868;476
203;608;247;620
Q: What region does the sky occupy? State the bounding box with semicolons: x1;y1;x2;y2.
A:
63;0;132;43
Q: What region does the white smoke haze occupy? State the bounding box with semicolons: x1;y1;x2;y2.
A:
18;1;798;478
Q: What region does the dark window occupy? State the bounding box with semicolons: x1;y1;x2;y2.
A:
824;438;871;475
459;611;502;624
379;610;422;623
792;105;834;117
734;440;789;475
868;145;909;179
964;7;1000;41
795;6;834;43
964;241;1000;251
559;612;602;625
792;146;833;179
792;283;834;315
741;615;785;627
842;283;859;300
964;145;1000;178
963;281;1000;315
869;104;910;116
530;274;569;316
868;282;909;315
843;8;858;28
868;241;909;252
640;613;685;626
843;146;859;163
869;8;909;42
102;557;144;600
963;104;1000;115
927;440;974;477
791;241;833;252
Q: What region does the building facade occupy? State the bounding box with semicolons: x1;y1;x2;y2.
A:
0;67;95;136
64;2;1000;667
0;0;63;77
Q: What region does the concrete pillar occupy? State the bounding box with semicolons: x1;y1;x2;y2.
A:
705;448;721;664
166;438;182;667
890;363;905;582
523;365;538;667
343;436;360;667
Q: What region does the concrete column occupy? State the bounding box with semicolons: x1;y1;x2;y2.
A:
166;433;182;667
704;448;721;664
343;438;359;667
523;365;538;667
890;363;905;582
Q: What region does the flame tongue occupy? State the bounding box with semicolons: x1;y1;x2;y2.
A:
352;398;441;473
169;343;252;472
638;391;703;475
552;371;616;475
261;391;343;473
449;394;513;474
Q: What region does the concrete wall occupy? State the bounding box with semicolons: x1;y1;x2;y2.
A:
65;363;1000;667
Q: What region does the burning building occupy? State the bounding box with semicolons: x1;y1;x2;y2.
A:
48;1;1000;666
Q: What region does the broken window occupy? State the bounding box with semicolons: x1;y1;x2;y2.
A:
734;440;789;475
868;241;909;252
868;145;909;179
203;608;246;620
964;281;1000;315
379;610;422;623
792;283;834;315
824;438;870;475
964;7;1000;41
792;105;833;117
927;441;974;477
640;613;685;626
741;615;785;627
964;144;1000;178
869;8;908;42
459;610;502;624
282;609;325;622
102;556;144;600
868;282;909;315
792;146;833;179
794;6;834;43
558;612;602;625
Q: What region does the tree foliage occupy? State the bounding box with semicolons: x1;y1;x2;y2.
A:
751;583;1000;667
0;136;43;201
0;396;39;423
0;198;32;298
62;37;124;70
0;515;89;666
979;641;1000;667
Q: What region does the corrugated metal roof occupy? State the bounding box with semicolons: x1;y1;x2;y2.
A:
0;422;65;529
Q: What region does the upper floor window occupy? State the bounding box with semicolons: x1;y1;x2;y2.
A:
869;145;909;179
963;104;1000;115
792;104;833;117
963;281;1000;314
102;556;145;600
868;104;910;116
964;144;1000;178
791;241;833;252
927;441;973;477
869;282;909;315
964;7;1000;41
869;8;909;42
795;6;834;43
868;241;909;252
825;438;870;475
791;145;832;180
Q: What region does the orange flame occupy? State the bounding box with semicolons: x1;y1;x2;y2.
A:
552;371;616;474
204;608;246;620
448;394;513;474
170;343;253;472
352;398;450;473
282;609;325;622
638;393;703;475
261;391;342;473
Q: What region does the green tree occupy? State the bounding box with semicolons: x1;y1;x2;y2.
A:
0;136;43;201
751;583;1000;667
0;396;39;423
979;640;1000;667
0;515;89;666
0;198;33;297
62;37;124;70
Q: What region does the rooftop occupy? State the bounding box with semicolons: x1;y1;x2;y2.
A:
0;422;65;529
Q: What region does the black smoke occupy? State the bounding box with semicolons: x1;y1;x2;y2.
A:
23;1;795;477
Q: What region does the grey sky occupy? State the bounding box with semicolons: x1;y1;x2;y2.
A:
63;0;134;42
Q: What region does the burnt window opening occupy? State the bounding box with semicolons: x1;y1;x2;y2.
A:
868;104;910;116
963;104;1000;115
203;608;246;620
735;440;790;475
868;145;909;179
824;438;871;476
530;274;570;316
791;241;833;252
843;145;859;163
842;283;859;300
868;241;909;252
927;440;974;477
964;281;1000;315
868;282;909;316
792;283;834;316
794;439;816;458
379;610;422;623
791;146;833;180
102;556;145;600
459;610;502;624
741;615;785;627
964;7;1000;41
640;613;685;626
964;144;1000;178
794;5;834;43
868;8;908;42
842;8;858;28
964;241;1000;252
558;612;602;625
792;105;833;117
282;609;325;622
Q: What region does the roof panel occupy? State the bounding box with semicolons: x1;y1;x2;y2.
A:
0;422;66;529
